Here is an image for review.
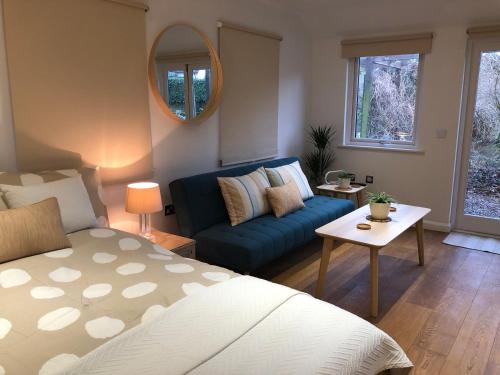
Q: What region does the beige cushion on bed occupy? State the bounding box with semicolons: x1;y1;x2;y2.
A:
0;198;71;263
0;167;108;227
0;175;97;233
265;181;305;218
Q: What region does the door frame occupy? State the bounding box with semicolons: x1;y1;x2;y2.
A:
452;35;500;235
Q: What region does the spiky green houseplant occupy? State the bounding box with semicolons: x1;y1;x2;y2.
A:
304;126;335;186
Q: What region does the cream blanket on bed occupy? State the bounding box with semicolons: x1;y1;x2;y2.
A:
64;276;412;375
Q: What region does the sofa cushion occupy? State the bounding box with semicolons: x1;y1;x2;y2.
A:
194;195;354;273
266;181;304;218
265;161;314;200
218;167;271;226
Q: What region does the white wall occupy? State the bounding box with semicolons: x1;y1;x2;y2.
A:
0;3;17;172
310;27;468;230
0;0;311;233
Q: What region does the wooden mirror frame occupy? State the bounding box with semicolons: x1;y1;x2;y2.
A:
148;23;223;124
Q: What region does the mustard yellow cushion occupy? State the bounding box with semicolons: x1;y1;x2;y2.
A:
265;181;305;218
217;167;271;226
0;198;71;263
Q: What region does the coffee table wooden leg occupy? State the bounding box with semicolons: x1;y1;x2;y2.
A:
416;218;425;266
315;238;334;299
356;191;362;208
370;247;379;318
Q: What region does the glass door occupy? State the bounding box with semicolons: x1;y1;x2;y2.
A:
165;68;188;120
456;40;500;236
189;65;211;118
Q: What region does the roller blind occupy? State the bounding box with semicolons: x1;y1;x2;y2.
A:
341;33;433;58
3;0;152;183
467;25;500;38
218;22;282;166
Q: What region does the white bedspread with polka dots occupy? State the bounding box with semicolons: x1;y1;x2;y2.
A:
0;229;236;375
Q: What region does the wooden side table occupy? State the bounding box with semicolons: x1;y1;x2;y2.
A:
317;184;367;208
151;230;196;259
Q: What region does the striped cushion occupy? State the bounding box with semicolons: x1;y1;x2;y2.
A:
265;161;314;200
217;167;271;226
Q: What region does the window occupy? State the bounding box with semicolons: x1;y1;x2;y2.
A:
158;61;211;121
347;53;423;147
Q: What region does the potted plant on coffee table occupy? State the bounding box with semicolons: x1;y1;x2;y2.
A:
367;191;396;220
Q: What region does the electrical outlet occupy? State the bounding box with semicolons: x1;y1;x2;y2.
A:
366;175;374;184
165;204;175;216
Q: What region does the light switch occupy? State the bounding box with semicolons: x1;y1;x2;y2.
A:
436;129;447;139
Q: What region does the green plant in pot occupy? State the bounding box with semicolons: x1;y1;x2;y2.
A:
367;192;396;220
337;171;352;189
304;126;335;186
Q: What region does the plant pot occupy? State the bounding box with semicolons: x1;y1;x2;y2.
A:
369;202;391;220
338;178;351;189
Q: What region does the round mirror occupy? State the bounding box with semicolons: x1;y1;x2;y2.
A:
149;24;223;124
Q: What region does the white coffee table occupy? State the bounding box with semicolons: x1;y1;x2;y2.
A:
315;203;431;317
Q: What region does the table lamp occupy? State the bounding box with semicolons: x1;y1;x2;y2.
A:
126;182;163;241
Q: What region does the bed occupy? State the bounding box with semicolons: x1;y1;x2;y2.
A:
0;168;412;375
0;228;412;375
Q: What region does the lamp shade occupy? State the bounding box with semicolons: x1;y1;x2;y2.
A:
126;182;163;214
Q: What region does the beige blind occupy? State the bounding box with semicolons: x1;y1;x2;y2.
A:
218;22;281;166
467;25;500;38
3;0;152;183
341;33;433;58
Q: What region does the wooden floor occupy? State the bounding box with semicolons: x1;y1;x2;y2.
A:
256;229;500;375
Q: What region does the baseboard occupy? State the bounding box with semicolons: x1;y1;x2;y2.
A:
453;229;500;240
423;220;451;232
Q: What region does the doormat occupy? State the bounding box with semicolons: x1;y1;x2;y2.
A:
443;232;500;255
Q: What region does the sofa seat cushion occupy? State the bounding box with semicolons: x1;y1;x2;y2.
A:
194;196;354;273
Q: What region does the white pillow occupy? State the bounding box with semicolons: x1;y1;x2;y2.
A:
0;175;97;233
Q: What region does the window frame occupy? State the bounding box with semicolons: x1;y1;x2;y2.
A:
344;53;425;150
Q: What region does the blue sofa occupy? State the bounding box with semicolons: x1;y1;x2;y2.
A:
169;157;354;273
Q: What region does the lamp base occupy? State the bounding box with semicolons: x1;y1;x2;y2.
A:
139;213;154;242
139;231;155;242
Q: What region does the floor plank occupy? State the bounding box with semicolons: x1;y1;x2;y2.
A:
440;286;500;375
413;287;476;355
378;301;432;351
406;346;446;375
256;229;500;375
485;323;500;374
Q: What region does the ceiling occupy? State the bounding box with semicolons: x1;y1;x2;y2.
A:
258;0;500;37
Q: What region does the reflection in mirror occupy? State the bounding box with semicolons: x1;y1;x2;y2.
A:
153;25;213;121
